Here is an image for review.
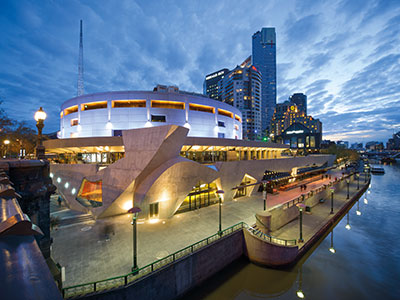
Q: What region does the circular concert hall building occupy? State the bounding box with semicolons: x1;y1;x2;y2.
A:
59;85;242;139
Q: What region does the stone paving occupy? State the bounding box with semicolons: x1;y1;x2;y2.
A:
51;170;344;287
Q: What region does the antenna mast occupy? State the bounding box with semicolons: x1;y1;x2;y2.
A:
77;20;84;96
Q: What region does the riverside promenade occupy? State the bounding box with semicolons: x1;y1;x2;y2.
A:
53;169;345;288
245;170;369;266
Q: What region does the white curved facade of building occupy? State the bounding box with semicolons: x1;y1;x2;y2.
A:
59;88;242;139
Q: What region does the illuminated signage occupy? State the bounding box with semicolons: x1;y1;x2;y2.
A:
206;71;226;80
286;130;304;135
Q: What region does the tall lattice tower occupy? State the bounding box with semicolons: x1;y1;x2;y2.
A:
77;20;84;96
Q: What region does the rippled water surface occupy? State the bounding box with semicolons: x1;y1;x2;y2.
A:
185;164;400;300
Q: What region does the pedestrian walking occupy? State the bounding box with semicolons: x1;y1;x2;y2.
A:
57;196;62;207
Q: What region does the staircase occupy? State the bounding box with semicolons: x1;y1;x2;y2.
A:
58;214;95;227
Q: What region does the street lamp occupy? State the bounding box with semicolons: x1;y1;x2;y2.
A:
330;188;335;214
34;107;47;159
3;140;10;158
356;172;360;190
346;178;350;200
216;190;224;236
262;180;268;211
345;212;351;230
296;203;305;243
128;206;141;273
329;231;335;253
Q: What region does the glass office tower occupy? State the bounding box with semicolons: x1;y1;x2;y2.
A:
252;27;276;135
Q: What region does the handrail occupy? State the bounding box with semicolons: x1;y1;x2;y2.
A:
62;222;245;298
253;215;297;246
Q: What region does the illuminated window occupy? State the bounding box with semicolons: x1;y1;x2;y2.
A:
218;109;233;118
60;111;64;119
189;103;215;114
151;115;166;122
151;100;185;110
81;101;107;111
112;100;146;108
235;114;242;123
70;119;78;126
64;105;78;116
76;179;102;207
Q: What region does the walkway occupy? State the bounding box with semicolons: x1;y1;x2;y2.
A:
51;169;344;287
271;174;367;246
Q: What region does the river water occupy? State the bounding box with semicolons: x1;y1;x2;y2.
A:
185;164;400;300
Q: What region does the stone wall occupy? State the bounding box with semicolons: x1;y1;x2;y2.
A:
0;160;55;258
83;230;244;300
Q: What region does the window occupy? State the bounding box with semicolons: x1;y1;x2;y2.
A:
60;111;64;119
64;105;78;116
149;203;159;218
218;132;225;138
218;121;225;127
81;101;107;111
151;100;184;110
218;109;233;118
189;103;215;114
235;114;242;123
70;119;78;126
113;130;123;137
151;115;166;122
76;179;102;207
112;100;146;108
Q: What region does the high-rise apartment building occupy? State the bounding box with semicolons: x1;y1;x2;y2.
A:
218;58;262;140
289;93;307;115
252;27;276;134
203;68;229;101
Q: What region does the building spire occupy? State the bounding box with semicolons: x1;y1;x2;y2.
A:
77;20;84;96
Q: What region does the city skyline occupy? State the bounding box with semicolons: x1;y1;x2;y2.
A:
0;0;399;143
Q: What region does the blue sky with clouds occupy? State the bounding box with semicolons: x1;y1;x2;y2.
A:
0;0;399;144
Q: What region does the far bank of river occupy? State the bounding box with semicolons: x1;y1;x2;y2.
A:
184;164;400;300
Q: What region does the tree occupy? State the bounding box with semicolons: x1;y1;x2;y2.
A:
0;102;37;157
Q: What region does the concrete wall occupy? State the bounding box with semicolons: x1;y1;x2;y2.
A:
243;229;298;267
83;230;244;300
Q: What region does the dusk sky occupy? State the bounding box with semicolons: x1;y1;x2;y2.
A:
0;0;399;144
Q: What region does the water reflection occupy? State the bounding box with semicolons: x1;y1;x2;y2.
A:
185;164;400;300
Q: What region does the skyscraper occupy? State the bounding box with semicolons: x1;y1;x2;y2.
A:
203;68;229;101
289;93;307;115
252;27;276;134
218;57;262;140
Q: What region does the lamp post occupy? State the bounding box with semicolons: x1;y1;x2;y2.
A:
296;203;305;243
262;180;268;211
330;188;334;214
34;107;47;159
128;206;141;272
346;178;350;200
216;190;224;236
345;212;351;230
356;173;360;190
329;231;335;253
3;140;10;158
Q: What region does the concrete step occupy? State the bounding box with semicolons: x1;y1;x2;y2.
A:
59;214;95;226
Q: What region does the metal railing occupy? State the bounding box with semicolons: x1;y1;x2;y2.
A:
252;216;297;246
62;222;245;299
